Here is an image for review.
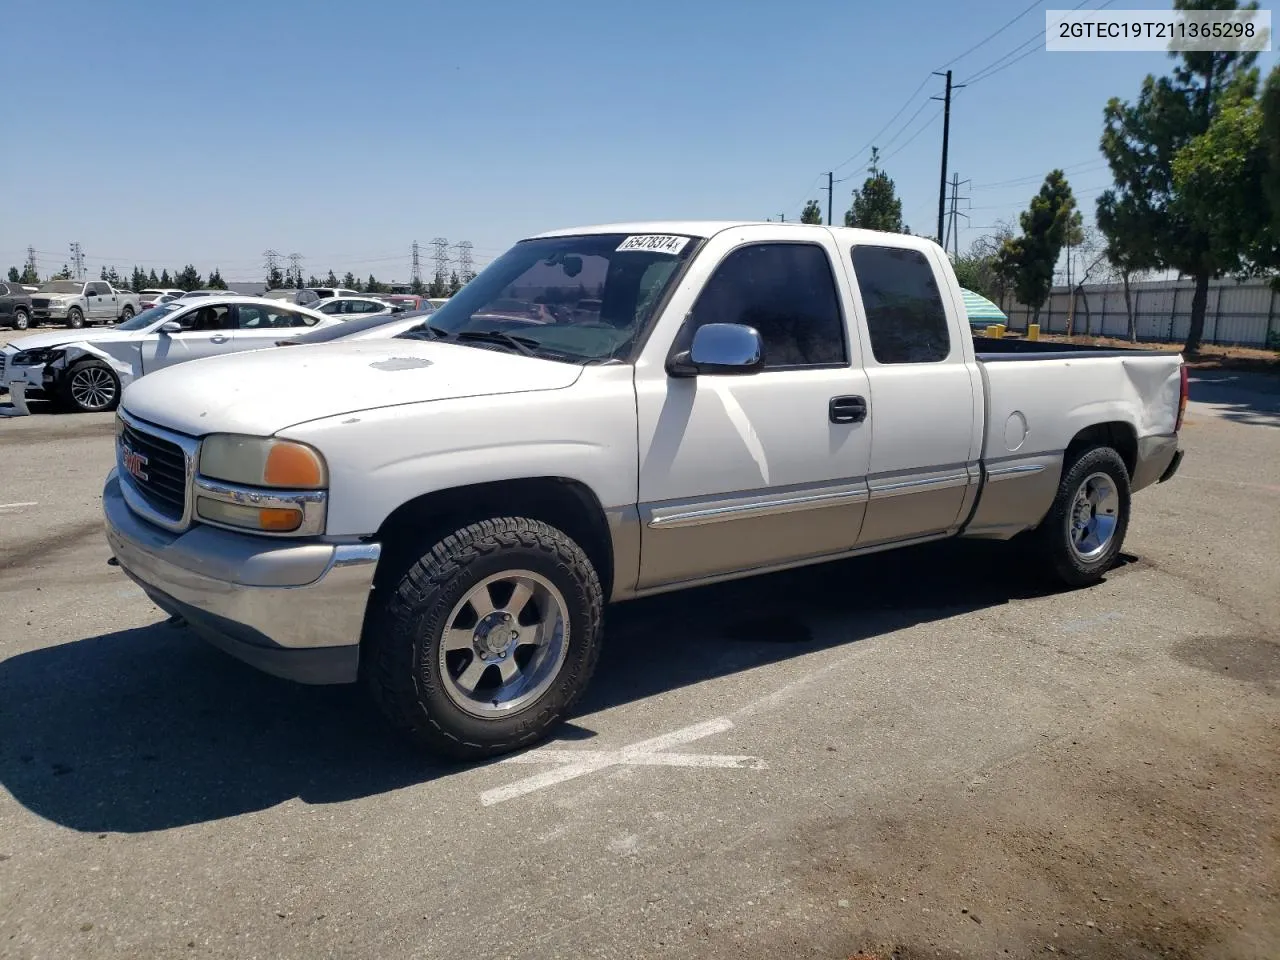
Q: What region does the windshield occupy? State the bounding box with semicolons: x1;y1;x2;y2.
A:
399;233;699;362
38;281;83;294
117;301;183;331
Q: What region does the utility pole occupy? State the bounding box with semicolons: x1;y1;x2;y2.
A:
823;172;834;226
944;173;970;260
931;70;964;246
456;240;474;281
69;242;85;281
262;249;280;286
24;246;37;282
431;238;449;291
410;241;422;288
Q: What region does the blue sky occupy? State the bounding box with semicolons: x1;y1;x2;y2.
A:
3;0;1274;284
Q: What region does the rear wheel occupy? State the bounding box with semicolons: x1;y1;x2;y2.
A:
67;307;84;329
363;517;604;759
1032;446;1131;587
61;359;121;413
119;305;134;322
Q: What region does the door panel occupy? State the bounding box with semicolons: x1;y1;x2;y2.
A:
140;331;225;372
842;243;982;546
634;230;873;589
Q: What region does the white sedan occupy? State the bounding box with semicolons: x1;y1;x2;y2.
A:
272;307;437;347
312;295;401;320
1;295;339;414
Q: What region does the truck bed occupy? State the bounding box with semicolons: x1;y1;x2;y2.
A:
972;335;1182;361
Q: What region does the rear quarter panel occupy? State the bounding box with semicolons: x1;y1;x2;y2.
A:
963;353;1182;539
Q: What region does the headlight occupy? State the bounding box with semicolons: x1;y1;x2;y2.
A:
198;435;327;489
195;435;328;536
11;347;62;366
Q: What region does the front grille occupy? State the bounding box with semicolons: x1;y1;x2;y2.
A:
119;421;188;520
30;298;49;310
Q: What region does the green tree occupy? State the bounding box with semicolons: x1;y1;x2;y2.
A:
800;199;823;224
365;274;386;293
206;268;227;290
266;267;285;289
8;266;20;282
147;268;160;286
307;274;320;287
159;269;172;286
341;271;358;290
410;275;426;295
844;148;905;232
325;269;339;286
996;170;1080;324
20;263;38;284
448;270;462;295
52;264;73;280
1097;0;1261;353
100;266;109;281
174;265;201;290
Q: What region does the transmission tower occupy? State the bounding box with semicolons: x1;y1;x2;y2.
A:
69;242;85;281
456;241;474;280
431;238;449;288
288;252;303;287
24;246;37;281
410;241;422;287
263;249;280;285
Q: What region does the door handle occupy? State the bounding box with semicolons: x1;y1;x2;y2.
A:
210;335;229;344
829;395;867;424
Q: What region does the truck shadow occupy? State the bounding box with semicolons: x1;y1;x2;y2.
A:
0;537;1080;834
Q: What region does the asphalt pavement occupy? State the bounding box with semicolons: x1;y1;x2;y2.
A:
0;371;1277;960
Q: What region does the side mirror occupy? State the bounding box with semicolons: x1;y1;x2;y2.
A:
667;323;763;377
160;321;182;334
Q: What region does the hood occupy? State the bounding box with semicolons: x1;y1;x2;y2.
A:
4;329;143;354
120;338;585;437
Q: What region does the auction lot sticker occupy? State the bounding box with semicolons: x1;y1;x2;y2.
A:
616;235;691;255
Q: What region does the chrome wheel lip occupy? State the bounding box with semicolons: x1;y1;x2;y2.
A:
69;365;117;411
438;569;570;720
1067;470;1120;562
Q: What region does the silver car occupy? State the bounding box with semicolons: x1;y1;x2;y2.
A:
1;296;339;414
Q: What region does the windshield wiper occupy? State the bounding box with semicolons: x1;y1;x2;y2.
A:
454;329;540;357
397;324;452;341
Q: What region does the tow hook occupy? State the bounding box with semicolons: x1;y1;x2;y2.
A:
106;557;119;566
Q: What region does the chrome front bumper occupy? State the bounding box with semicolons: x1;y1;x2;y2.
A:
103;469;380;684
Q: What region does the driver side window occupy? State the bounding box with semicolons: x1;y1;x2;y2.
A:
682;242;848;370
179;305;230;331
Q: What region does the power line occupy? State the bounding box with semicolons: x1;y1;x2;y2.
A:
935;0;1046;71
882;104;943;162
960;0;1117;87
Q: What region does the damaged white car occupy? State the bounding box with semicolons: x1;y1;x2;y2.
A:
1;296;338;414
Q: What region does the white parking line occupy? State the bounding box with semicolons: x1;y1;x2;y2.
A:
0;501;38;510
480;717;764;806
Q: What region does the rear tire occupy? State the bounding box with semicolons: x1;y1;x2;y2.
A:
363;517;604;759
61;359;121;413
1031;445;1131;588
119;305;134;322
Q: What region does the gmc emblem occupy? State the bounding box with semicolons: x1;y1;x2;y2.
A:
122;445;149;482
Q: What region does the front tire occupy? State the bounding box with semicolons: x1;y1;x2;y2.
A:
363;517;604;759
67;307;84;329
13;309;28;330
61;359;121;413
1032;446;1131;587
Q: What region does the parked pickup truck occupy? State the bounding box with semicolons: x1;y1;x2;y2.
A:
101;221;1187;758
31;280;142;328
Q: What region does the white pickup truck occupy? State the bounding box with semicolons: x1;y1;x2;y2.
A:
101;221;1187;758
30;280;142;328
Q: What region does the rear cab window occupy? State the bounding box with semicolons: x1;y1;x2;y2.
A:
849;245;952;364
